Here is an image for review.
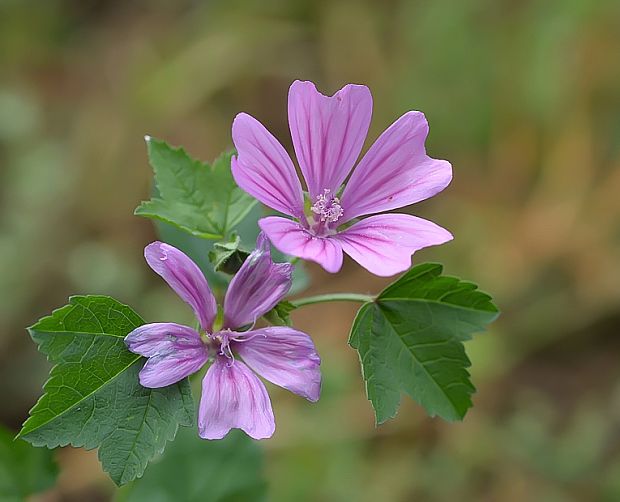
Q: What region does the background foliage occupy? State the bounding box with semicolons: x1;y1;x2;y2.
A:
1;0;620;500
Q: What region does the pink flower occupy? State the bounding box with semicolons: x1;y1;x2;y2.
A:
231;80;453;277
125;233;321;440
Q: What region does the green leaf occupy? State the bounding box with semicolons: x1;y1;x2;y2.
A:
18;296;195;486
263;301;296;326
135;138;257;240
208;233;251;275
119;428;266;502
0;424;58;501
349;263;499;424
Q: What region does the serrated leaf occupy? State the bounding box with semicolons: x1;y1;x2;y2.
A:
119;428;266;502
208;233;251;275
0;424;58;501
18;296;195;486
263;301;296;326
349;263;499;424
135;138;257;239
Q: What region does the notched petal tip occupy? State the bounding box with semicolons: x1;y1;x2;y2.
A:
335;214;453;277
288;79;373;199
288;79;314;93
340;109;452;220
289;79;372;100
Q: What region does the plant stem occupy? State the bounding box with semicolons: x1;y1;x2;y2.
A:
290;293;374;308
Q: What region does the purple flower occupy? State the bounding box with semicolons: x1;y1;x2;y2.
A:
125;233;321;440
231;80;453;277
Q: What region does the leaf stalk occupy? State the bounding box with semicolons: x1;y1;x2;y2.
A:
290;293;374;308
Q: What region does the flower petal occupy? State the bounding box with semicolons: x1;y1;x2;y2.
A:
232;112;304;218
333;213;453;277
125;322;203;357
144;242;217;332
233;327;321;402
288;80;372;199
223;233;293;329
258;216;344;273
125;323;208;388
340;111;452;221
198;357;275;440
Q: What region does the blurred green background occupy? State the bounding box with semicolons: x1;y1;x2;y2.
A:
2;0;620;500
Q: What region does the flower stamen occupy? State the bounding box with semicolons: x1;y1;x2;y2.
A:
208;331;236;364
311;189;343;224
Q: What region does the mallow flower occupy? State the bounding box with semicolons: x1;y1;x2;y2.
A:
125;233;321;440
231;80;453;277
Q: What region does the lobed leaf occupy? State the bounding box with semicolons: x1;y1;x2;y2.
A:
349;263;499;423
208;233;251;275
18;296;195;486
135;138;257;239
263;301;296;327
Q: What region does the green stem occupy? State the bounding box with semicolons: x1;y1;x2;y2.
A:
290;293;374;308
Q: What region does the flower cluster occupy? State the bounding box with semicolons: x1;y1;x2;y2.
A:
125;233;320;440
126;80;453;440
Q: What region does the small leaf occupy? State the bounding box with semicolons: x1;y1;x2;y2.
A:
208;233;251;275
349;263;499;423
18;296;195;486
0;424;57;501
135;138;257;240
263;301;296;326
120;428;267;502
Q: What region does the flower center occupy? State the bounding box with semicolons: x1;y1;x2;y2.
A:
311;189;343;224
217;332;234;359
205;330;234;360
205;330;268;365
